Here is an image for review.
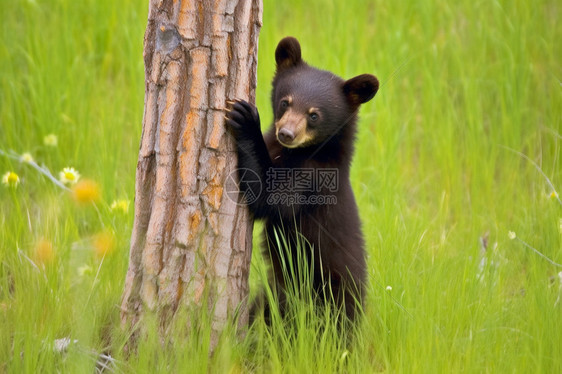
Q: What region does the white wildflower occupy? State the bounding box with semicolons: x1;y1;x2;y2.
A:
20;152;34;163
44;134;58;147
59;167;80;185
77;265;93;277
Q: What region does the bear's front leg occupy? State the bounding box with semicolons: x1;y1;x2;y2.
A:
225;99;273;217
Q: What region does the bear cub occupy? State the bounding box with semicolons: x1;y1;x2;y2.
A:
226;37;378;322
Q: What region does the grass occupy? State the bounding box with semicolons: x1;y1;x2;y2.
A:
0;0;560;372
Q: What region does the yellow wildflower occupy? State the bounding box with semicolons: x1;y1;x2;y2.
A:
43;134;58;147
71;179;100;204
508;231;516;240
34;238;55;265
2;171;19;188
92;230;116;258
59;167;80;185
110;199;130;213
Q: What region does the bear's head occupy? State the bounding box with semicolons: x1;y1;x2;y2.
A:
271;37;379;149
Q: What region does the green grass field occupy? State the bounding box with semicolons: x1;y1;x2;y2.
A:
1;0;560;372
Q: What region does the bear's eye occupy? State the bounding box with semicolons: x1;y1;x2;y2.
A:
309;112;319;122
280;100;289;110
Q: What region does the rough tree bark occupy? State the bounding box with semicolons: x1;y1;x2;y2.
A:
120;0;262;349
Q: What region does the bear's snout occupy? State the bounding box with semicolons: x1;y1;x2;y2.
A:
277;128;295;145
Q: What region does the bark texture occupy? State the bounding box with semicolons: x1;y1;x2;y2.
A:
120;0;262;349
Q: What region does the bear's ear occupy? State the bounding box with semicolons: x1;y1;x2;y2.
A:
275;37;302;70
343;74;379;107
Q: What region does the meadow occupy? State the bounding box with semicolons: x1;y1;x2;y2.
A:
0;0;560;372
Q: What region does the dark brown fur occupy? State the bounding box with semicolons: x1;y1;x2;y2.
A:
226;37;378;322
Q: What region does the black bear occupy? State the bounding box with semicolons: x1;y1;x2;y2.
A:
226;37;378;322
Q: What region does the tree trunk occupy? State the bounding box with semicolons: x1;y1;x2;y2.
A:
120;0;262;350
